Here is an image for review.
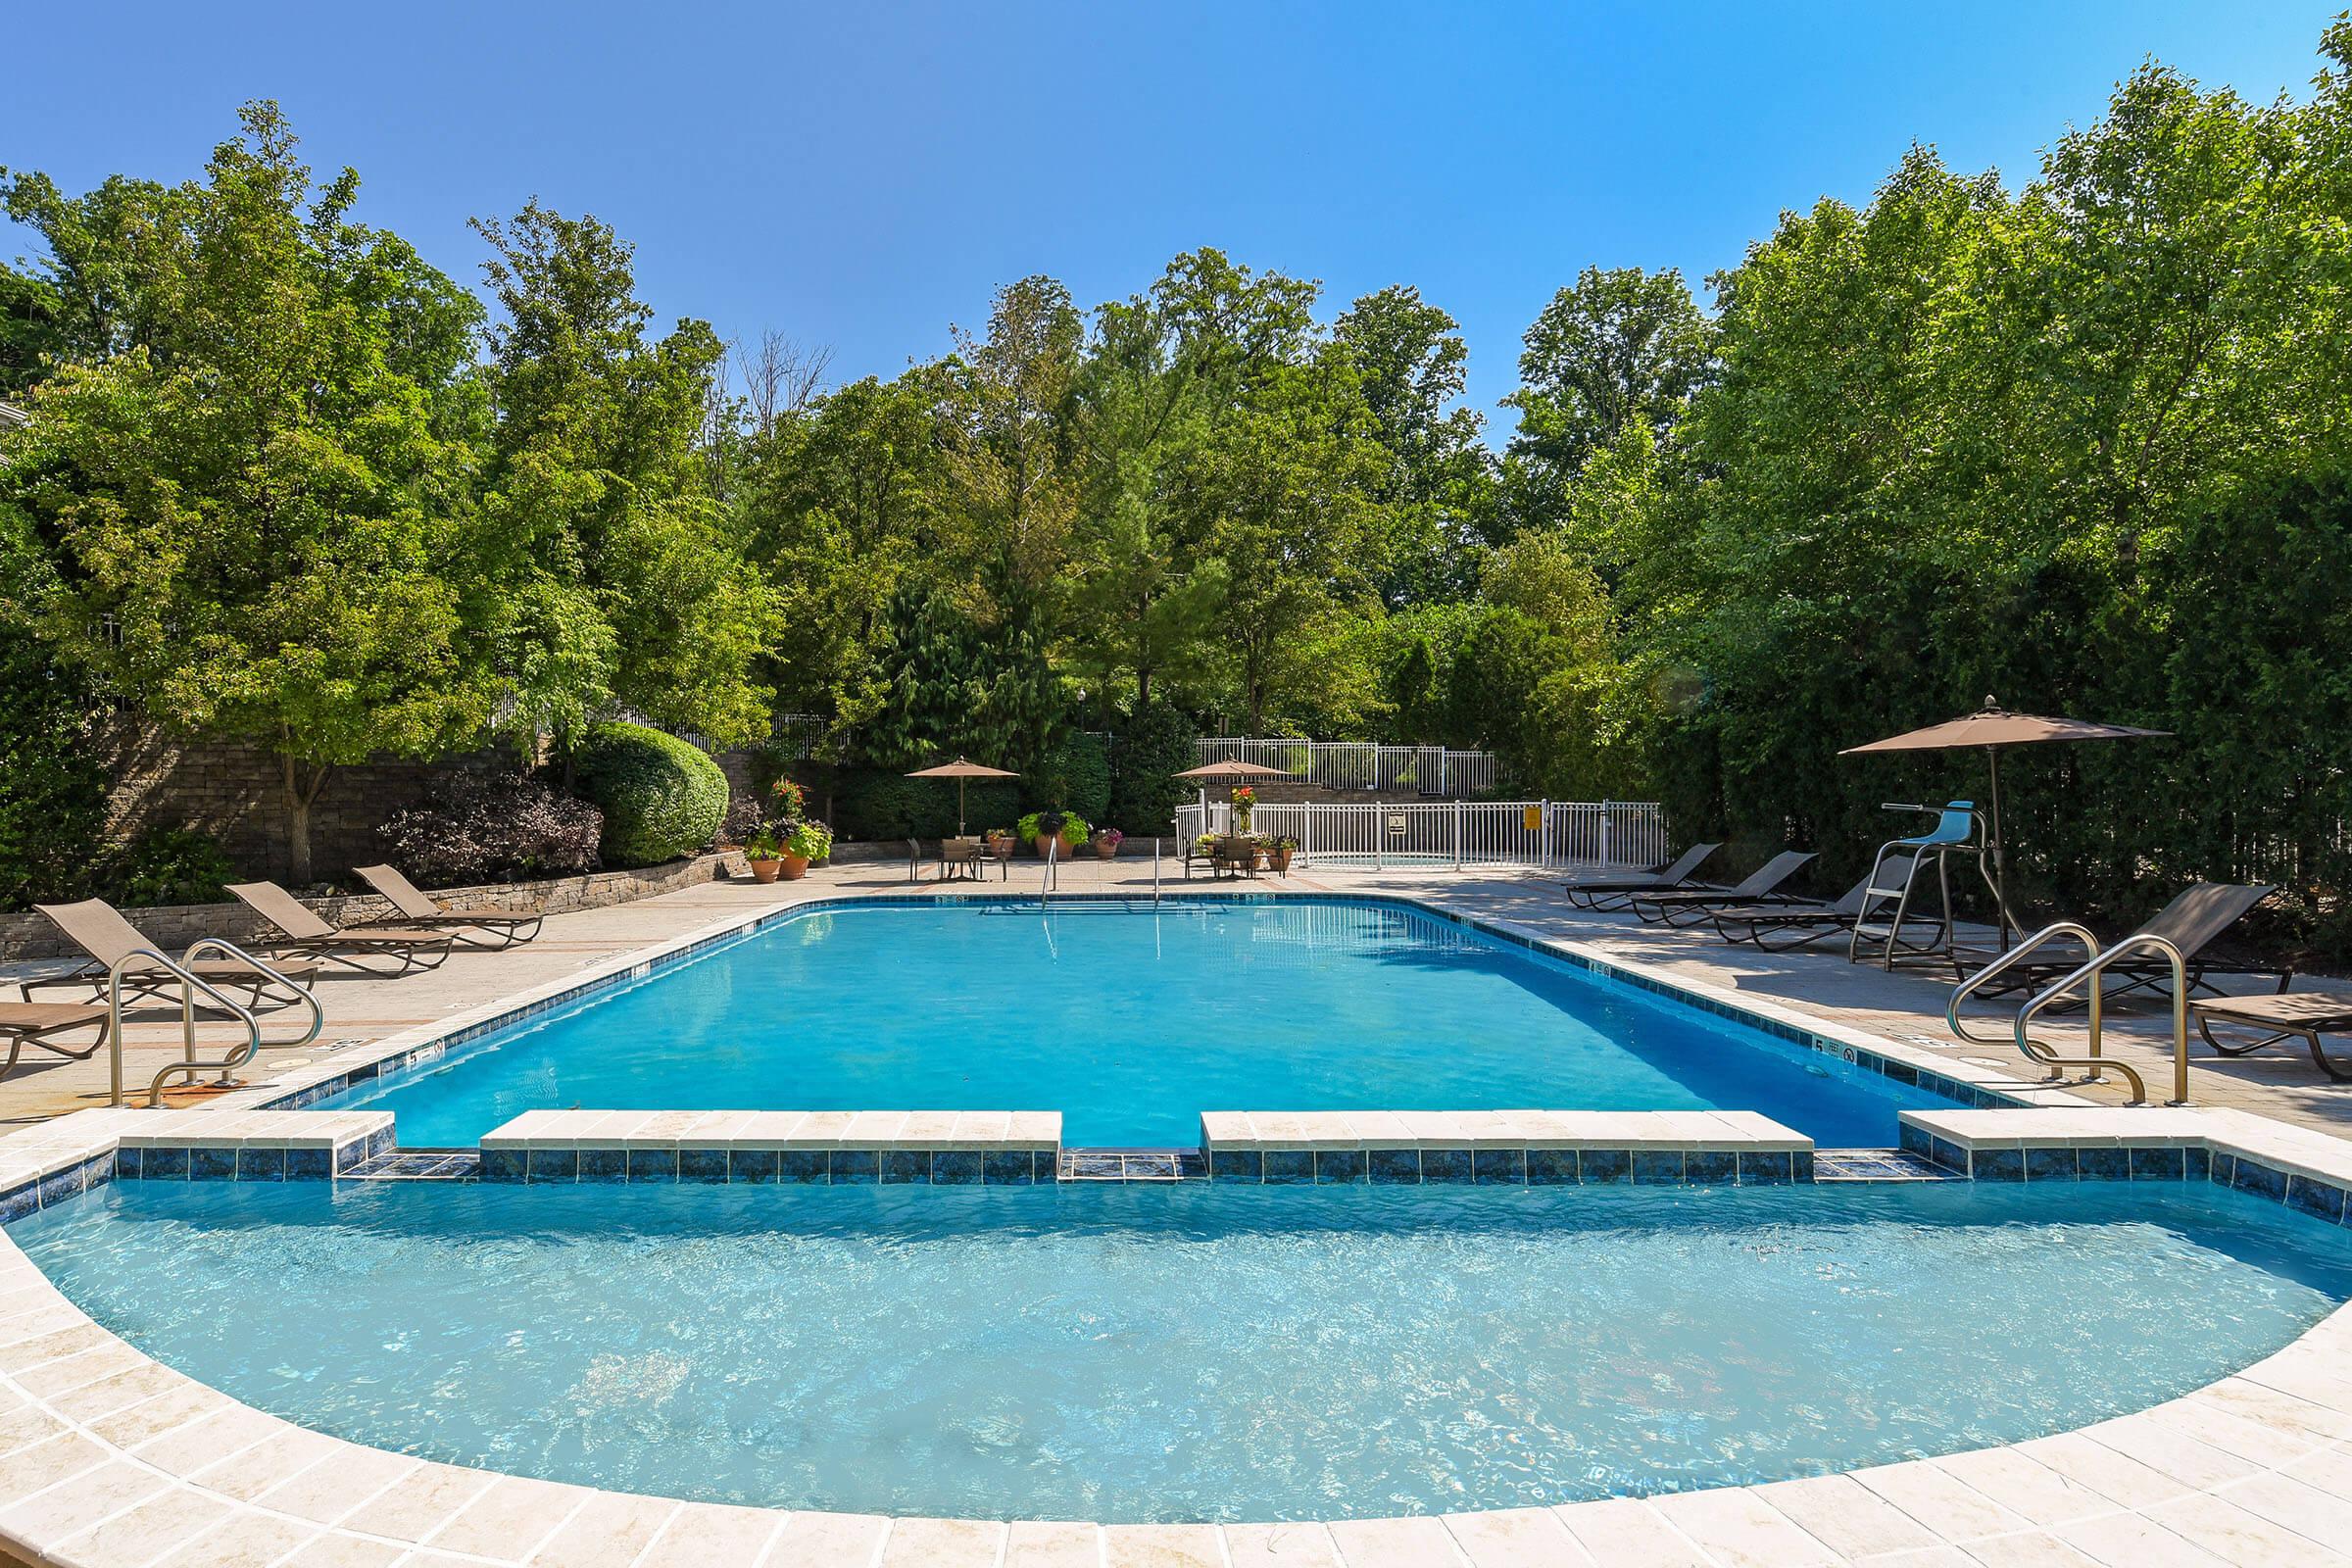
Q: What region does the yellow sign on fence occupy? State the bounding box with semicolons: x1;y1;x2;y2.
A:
1524;805;1544;833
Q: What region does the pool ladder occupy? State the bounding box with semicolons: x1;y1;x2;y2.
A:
105;940;323;1106
1946;923;2190;1104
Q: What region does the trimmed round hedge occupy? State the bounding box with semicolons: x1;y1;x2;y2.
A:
571;722;728;869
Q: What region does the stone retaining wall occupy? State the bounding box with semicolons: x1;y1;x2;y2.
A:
0;852;743;961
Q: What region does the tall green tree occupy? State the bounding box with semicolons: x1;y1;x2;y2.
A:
1503;266;1713;523
473;201;774;751
1;104;498;882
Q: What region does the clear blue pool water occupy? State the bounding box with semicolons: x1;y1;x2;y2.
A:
15;1180;2350;1522
325;900;1939;1147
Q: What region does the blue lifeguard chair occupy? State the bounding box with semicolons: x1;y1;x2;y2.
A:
1848;801;1994;972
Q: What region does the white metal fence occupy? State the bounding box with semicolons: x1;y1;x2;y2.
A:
1174;800;1669;871
1195;737;1497;796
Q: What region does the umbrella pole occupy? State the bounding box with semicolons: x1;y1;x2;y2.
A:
958;779;967;838
1986;746;2011;950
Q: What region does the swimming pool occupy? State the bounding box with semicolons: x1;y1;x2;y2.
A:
325;899;1941;1147
15;1178;2350;1523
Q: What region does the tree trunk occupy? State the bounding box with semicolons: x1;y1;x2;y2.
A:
279;749;333;887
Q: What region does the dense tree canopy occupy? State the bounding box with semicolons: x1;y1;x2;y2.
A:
6;24;2352;954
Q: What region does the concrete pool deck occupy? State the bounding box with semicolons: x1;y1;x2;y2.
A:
6;858;2352;1563
5;857;2340;1138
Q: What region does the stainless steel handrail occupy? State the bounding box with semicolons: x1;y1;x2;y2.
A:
1946;921;2191;1104
107;940;324;1107
1042;835;1057;907
2015;933;2190;1106
1152;837;1161;906
1947;922;2098;1051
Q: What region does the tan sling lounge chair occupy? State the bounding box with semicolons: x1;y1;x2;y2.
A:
354;864;545;948
1703;858;1922;952
2189;990;2352;1082
226;882;455;975
1970;883;2289;1003
1562;842;1724;911
23;899;319;1008
1628;851;1818;926
0;1002;114;1083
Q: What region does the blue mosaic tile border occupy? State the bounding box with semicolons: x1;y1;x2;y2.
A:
113;1126;395;1184
1203;1146;1814;1186
477;1146;1059;1185
1896;1121;2352;1229
0;1153;116;1225
274;890;2000;1132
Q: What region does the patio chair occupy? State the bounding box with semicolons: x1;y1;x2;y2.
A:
1210;836;1258;879
1704;858;1920;952
225;882;456;975
353;864;543;949
1561;842;1723;911
939;836;1003;883
0;1002;114;1084
21;899;319;1008
1627;851;1818;927
1969;882;2288;1003
2188;990;2352;1082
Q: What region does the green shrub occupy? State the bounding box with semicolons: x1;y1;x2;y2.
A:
1106;703;1199;835
571;722;727;868
832;769;1021;840
0;631;109;910
97;825;239;907
1033;732;1111;823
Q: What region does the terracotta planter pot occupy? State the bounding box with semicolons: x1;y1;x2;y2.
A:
1268;848;1293;872
780;853;810;880
985;835;1016;859
1092;839;1118;859
746;856;783;884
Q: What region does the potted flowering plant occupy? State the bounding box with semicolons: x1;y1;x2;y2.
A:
1230;784;1256;834
780;819;831;880
1090;826;1123;859
984;825;1018;858
1265;833;1298;873
744;825;786;883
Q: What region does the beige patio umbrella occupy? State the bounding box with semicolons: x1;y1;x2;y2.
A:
1839;696;2168;947
905;758;1019;837
1172;760;1295;832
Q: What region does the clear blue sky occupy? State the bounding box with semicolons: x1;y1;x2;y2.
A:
6;2;2342;426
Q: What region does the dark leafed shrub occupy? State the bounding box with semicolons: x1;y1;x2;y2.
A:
95;825;239;907
571;722;728;868
378;771;603;887
1107;703;1199;836
831;769;1023;841
0;630;109;910
1034;731;1111;822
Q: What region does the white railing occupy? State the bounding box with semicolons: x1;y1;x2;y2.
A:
1174;800;1668;871
1194;738;1497;797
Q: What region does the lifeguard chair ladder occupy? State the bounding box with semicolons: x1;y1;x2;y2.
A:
1848;801;1988;974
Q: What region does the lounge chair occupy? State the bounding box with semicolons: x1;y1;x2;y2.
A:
2189;990;2352;1082
1561;842;1724;911
22;899;319;1008
354;864;543;948
1704;858;1920;951
1969;882;2288;1003
1627;851;1818;927
0;1003;114;1083
225;882;455;975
